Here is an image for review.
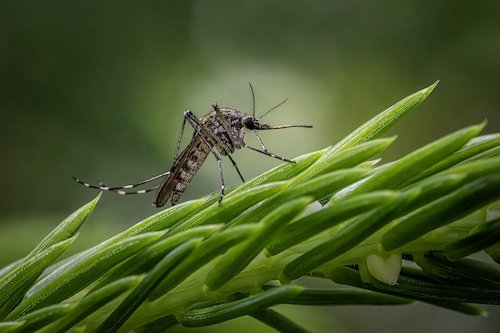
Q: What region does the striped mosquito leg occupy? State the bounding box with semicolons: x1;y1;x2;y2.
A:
214;151;225;205
113;186;160;195
244;144;296;163
73;171;169;194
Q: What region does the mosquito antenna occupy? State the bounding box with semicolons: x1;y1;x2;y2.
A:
249;82;256;118
259;98;288;120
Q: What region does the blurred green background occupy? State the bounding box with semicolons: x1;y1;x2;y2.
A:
0;1;499;332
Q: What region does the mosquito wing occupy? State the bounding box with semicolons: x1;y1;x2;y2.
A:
152;171;177;208
153;135;210;207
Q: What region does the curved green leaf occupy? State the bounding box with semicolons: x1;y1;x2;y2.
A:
332;81;438;151
95;240;201;333
27;195;100;261
445;216;500;260
332;123;485;201
290;137;395;185
37;275;142;333
382;175;500;251
149;224;259;301
8;304;74;333
7;232;163;319
267;191;399;255
287;287;411;305
0;322;24;333
251;309;308;333
205;197;313;291
171;182;287;232
95;225;221;288
0;236;77;318
407;133;500;184
284;192;414;280
229;168;369;228
181;285;303;327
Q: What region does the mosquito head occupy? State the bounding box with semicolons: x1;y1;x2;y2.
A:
242;115;259;130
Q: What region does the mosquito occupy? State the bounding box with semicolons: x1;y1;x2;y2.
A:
74;84;312;207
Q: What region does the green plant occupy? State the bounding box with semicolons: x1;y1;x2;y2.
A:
1;81;499;332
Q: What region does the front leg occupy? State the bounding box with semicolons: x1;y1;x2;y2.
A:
243;143;296;163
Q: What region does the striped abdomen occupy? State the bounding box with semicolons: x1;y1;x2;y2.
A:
153;135;211;207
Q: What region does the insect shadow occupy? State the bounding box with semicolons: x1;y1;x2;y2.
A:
74;84;312;207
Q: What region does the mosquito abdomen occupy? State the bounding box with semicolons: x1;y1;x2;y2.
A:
154;135;211;207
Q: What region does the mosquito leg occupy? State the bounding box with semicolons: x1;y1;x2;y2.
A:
184;111;208;141
113;186;160;195
249;129;295;163
174;113;188;163
253;130;269;152
73;171;169;193
227;153;245;182
214;151;225;205
74;179;160;195
184;111;216;143
244;144;296;163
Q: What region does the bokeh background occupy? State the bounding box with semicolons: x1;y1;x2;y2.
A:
1;1;499;332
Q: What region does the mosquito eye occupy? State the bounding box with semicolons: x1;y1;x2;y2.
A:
243;117;255;129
